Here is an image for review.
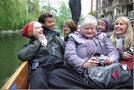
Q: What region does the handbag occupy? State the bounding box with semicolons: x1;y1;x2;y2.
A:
84;53;132;89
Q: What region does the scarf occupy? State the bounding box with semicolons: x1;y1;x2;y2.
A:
40;36;48;46
115;34;125;49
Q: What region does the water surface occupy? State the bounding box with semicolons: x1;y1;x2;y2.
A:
0;32;28;88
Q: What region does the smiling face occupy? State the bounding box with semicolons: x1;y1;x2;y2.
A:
97;21;106;32
114;19;128;35
82;23;96;38
80;15;97;38
33;22;44;37
43;17;55;30
63;24;71;35
63;19;77;35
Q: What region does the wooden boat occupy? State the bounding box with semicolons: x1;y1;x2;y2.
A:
2;61;29;89
2;60;132;89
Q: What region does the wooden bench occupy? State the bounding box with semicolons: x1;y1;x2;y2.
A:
2;61;29;89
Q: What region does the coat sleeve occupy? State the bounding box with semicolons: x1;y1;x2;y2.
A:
64;35;86;74
103;33;119;62
17;40;41;61
55;36;66;55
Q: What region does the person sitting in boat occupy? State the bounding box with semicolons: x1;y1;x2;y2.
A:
109;16;133;78
49;15;127;89
65;15;119;74
63;15;132;89
97;18;110;33
38;12;60;37
63;19;77;42
18;21;94;89
97;18;111;37
17;21;65;89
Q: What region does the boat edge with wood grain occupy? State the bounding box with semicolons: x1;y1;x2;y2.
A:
2;61;29;89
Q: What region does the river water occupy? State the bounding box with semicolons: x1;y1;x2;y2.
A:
0;31;28;88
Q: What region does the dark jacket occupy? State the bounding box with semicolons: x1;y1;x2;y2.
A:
18;34;65;62
42;26;60;37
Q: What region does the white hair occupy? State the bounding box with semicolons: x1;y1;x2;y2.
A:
80;15;97;27
33;21;48;46
33;21;42;31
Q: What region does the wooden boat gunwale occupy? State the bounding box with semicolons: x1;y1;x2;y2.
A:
2;61;29;89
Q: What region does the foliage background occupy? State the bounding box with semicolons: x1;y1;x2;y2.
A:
0;0;96;35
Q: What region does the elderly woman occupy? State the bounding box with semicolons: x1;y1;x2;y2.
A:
18;21;65;89
65;15;119;74
64;15;132;89
48;15;124;89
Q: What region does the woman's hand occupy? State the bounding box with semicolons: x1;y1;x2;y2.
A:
83;57;99;68
122;52;133;60
103;56;113;65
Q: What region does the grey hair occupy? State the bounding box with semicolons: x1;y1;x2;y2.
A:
80;15;97;27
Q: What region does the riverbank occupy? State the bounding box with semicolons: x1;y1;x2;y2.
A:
0;30;19;34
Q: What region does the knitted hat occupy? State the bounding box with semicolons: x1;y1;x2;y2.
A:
20;21;35;38
98;18;110;32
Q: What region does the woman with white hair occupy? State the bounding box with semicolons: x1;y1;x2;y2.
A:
18;21;91;89
49;15;131;89
63;15;133;89
65;15;119;74
18;21;65;89
47;15;133;89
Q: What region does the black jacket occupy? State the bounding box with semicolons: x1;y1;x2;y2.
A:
42;26;60;37
18;34;65;62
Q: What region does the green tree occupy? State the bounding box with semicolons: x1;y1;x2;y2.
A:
0;0;40;30
0;0;27;30
0;0;71;33
54;1;71;31
92;11;97;18
40;0;58;15
88;10;97;18
39;0;71;36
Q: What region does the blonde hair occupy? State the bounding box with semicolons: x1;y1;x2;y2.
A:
110;16;133;50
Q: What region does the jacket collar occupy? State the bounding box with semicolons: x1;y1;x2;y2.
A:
42;26;52;31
